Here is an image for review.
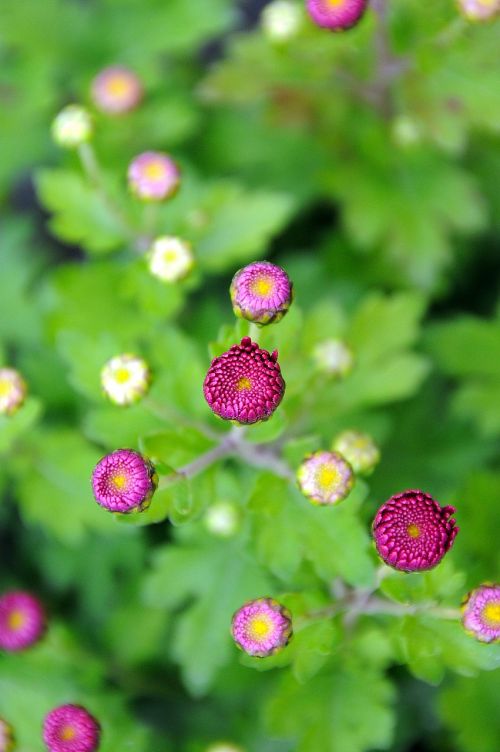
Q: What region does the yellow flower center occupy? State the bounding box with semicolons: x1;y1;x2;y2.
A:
162;249;180;263
248;616;271;640
407;523;421;539
0;379;13;397
251;275;274;298
7;610;26;631
143;162;165;180
106;76;129;96
236;377;252;392
112;472;128;490
114;368;130;384
326;0;344;7
59;725;76;742
316;464;339;492
482;601;500;627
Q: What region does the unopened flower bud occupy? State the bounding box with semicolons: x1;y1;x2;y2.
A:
101;354;151;406
43;705;100;752
306;0;368;31
0;368;27;416
312;339;353;377
52;105;93;148
204;501;240;538
91;66;143;114
91;449;157;513
332;430;380;475
230;261;293;325
297;450;354;505
457;0;499;21
0;591;46;652
232;597;292;657
127;151;180;201
462;583;500;643
262;1;302;41
148;236;194;282
206;744;245;752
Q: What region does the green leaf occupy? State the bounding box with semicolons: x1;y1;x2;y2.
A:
0;398;43;455
439;672;500;752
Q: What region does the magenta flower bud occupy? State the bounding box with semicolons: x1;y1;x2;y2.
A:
462;583;500;643
91;66;143;114
230;261;293;326
306;0;368;30
372;490;459;572
43;705;100;752
127;151;180;202
203;337;285;425
91;449;157;513
0;718;14;752
0;368;27;416
0;591;46;652
297;450;354;505
231;597;292;657
457;0;499;21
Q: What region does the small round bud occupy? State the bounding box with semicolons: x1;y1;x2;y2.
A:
331;430;380;476
43;705;100;752
0;591;46;652
101;354;150;406
372;490;459;572
0;368;27;416
262;1;302;41
391;115;422;148
206;744;245;752
306;0;368;31
91;66;143;114
457;0;499;21
462;584;500;643
297;450;354;506
0;719;14;752
148;236;194;282
127;151;180;202
91;449;157;513
230;261;293;326
231;597;292;657
203;337;285;425
51;105;93;148
312;339;353;377
204;501;240;538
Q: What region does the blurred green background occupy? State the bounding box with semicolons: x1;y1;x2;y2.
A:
0;1;499;751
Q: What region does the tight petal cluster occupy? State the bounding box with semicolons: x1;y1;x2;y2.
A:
462;584;500;643
306;0;368;30
91;66;143;114
0;591;46;652
148;236;194;282
52;105;93;148
43;705;100;752
203;337;285;424
297;450;354;505
332;430;380;476
0;719;14;752
91;449;157;513
372;490;459;572
313;339;353;377
230;261;293;326
262;0;302;41
101;354;150;405
457;0;500;21
127;152;180;201
231;598;292;657
0;368;27;416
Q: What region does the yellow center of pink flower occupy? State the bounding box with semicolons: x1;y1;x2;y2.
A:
143;162;165;180
112;472;128;490
326;0;344;7
0;379;12;397
316;463;339;492
106;76;130;96
236;377;252;392
7;610;25;631
251;275;274;298
482;601;500;627
407;523;421;539
248;615;272;641
59;725;76;742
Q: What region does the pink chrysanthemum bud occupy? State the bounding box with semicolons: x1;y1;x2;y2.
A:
306;0;368;30
91;66;143;114
43;705;100;752
457;0;500;21
332;430;380;476
101;354;151;406
0;718;14;752
372;489;459;572
91;449;157;513
127;151;180;202
203;337;285;425
0;368;27;416
0;591;46;652
51;105;93;148
230;261;293;326
297;450;354;505
231;597;292;657
462;583;500;643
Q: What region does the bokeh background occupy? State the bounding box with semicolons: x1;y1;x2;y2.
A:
1;1;499;751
